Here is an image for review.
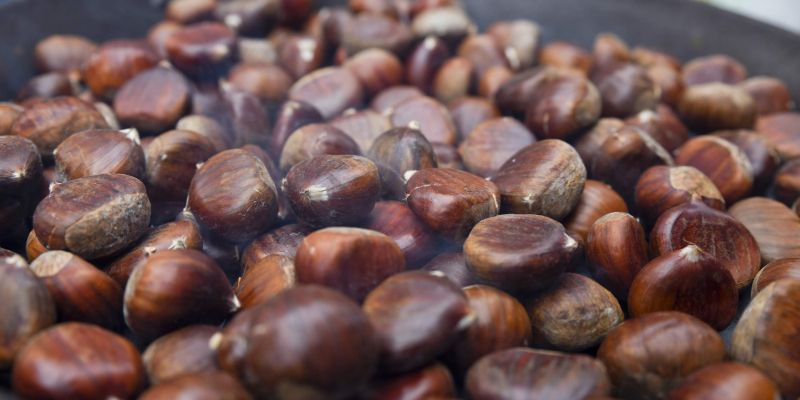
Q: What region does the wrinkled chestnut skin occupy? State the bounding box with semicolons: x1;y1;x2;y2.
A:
0;135;43;198
406;168;500;242
465;214;579;294
564;180;628;241
11;96;109;157
216;286;379;400
675;136;753;204
421;252;481;288
12;322;146;400
54;129;145;182
142;324;221;385
592;62;659;118
288;67;364;119
285;155;381;227
240;224;312;272
33;174;151;260
279;123;360;172
525;273;624;351
144;129;217;202
166;22;237;82
492;139;586;219
752;257;800;297
651;200;760;288
30;251;123;330
598;312;727;400
732;280;800;399
139;372;252;400
124;249;237;342
678;83;756;132
34;34;98;73
629;245;738;330
361;201;439;268
106;219;203;287
390;96;458;146
466;348;612;400
729;197;800;264
235;254;295;309
587;212;649;299
458;117;536;178
0;260;56;369
667;362;781;400
357;363;456;400
188;149;278;243
113;67;191;133
295;227;405;301
363;271;472;374
82;40;159;99
756;112;800;160
634;165;725;225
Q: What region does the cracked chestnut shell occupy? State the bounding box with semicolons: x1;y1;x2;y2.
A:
54;129;145;183
363;271;473;374
464;214;579;294
216;285;379;400
33;174;151;260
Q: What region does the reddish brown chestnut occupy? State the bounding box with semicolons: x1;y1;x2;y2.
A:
358;363;456;400
235;254;295;309
682;54;747;86
739;76;793;115
0;102;23;136
432;57;475;105
448;96;501;140
458;117;535;178
344;48;404;98
113;67;191;133
586;212;649;299
142;324;221;385
25;229;48;262
144;129;216;202
240;223;312;272
269;99;323;155
329;108;393;153
667;362;781;400
361;200;439;267
371;85;424;114
0;135;43;199
139;372;251;400
598;311;726;399
279;123;360;172
678;83;756;132
367;126;438;179
756;111;800;160
228;62;294;103
712;129;779;193
342;12;413;55
166;22;237;81
592;32;630;70
421;252;481;288
519;69;602;139
390;95;458;146
774;158;800;204
464;214;579;294
728;197;800;263
563;180;628;241
625;104;689;152
176;114;231;152
674;136;753;203
288;67;364;119
591;62;659;118
16;72;73;102
751;257;800;297
34;34;98;73
363;271;473;373
540;41;593;74
54;128;145;182
573;117;626;167
82;40;159;99
634;165;725;225
406;36;450;94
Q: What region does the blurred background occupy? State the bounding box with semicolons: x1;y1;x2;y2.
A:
703;0;800;33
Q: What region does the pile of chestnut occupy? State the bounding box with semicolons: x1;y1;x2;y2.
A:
1;0;800;398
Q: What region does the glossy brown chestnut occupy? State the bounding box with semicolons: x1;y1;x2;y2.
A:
713;129;779;193
0;135;43;199
729;197;800;263
363;271;472;373
478;65;514;99
358;363;456;400
667;362;781;400
124;249;238;342
646;63;685;106
464;214;579;294
634;165;725;225
279;123;360;172
492;139;586;218
731;280;800;399
371;85;424;114
12;322;146;399
16;72;73;102
487;19;541;71
651;200;760;288
240;223;311;272
216;285;379;399
329;108;393;154
629;245;738;330
82;40;159;99
166;22;237;81
344;48;404;98
448;96;501;140
54;129;145;182
215;0;280;37
269;100;323;155
188;149;278;243
432;57;474;105
592;62;659;118
539;41;593;74
361;201;439;268
278;34;324;80
175;114;231;152
682;54;747;86
564;180;628;241
592;32;630;69
142;324;221;385
33;174;151;259
30;251;123;330
11;96;109;157
139;372;252;400
774;158;800;204
458;117;535;178
756;111;800;160
148;20;182;60
466;348;612;400
625;105;689;152
228;62;293;104
288;67;364;119
144;129;216;201
410;6;471;45
367;126;438;179
295;227;404;301
284;154;380;226
390;95;458;146
674;136;753;203
751;257;800;297
406;36;450;94
421;252;481;287
235;254;295;309
113;67;191;133
0;259;56;369
34;34;98;73
739;76;793;115
586;212;649;299
0;102;23;135
573;117;626;167
457;34;509;81
342;12;413;55
598;311;727;400
678;83;756;132
525;273;624;351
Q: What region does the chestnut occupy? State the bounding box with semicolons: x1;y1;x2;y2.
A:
406;36;451;94
215;0;280;37
34;34;98;73
410;6;471;45
593;32;630;68
139;372;251;400
295;227;404;301
11;96;109;157
144;129;217;202
240;223;312;272
756;111;800;160
487;19;541;71
682;54;747;86
458;117;535;178
0;135;43;199
329;108;393;153
288;67;364;119
525;273;624;351
371;85;424;114
367;126;438;179
363;271;472;373
667;362;781;400
390;95;458;146
278;34;324;79
751;257;800;297
628;245;738;330
54;128;145;183
214;87;272;148
113;67;192;133
270;99;323;155
279;123;360;172
728;197;800;264
238;37;278;65
774;158;800;204
235;254;295;309
25;229;48;261
478;65;514;99
457;34;509;81
82;40;159;99
16;72;73;102
539;41;593;74
494;139;586;218
406;168;499;241
598;311;727;399
564;179;628;241
342;12;413;55
0;102;23;136
142;324;221;385
625;104;689;152
124;249;238;342
358;363;456;400
678;83;756;132
573;117;626;167
227;62;294;104
713;129;779;193
33;174;151;259
739;76;793;115
432;56;475;105
12;322;146;399
634;165;725;225
466;348;612;400
421;252;481;287
430;142;463;170
176;114;231;152
731;279;800;399
651;200;760;288
344;48;404;98
29;251;123;330
165;0;216;23
284;155;380;227
448;96;501;140
361;200;440;268
591;62;659;118
646;63;685;106
586;212;649;299
166;22;237;81
674;136;753;203
188;148;278;243
148;20;182;60
0;258;56;369
215;285;379;399
464;214;579;294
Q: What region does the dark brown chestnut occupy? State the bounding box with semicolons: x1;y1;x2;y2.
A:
269;99;323;156
113;67;191;133
756;111;800;160
634;165;725;225
144;129;216;202
166;22;237;81
240;223;311;272
729;197;800;264
390;95;458;146
625;104;689;152
279;123;360;172
367;126;438;179
176;114;231;152
142;324;221;385
406;36;451;94
591;62;659;118
682;54;747;86
739;76;793;115
563;179;628;241
0;135;43;200
54;128;145;182
361;200;440;268
16;72;73;102
421;252;481;288
139;372;251;400
713;129;780;193
278;34;324;79
752;257;800;297
358;363;456;400
573;117;626;167
678;83;756;132
458;117;535;178
344;48;404;98
539;41;593;74
586;212;649;299
82;40;159;99
288;67;364;119
667;362;781;400
235;254;295;309
674;136;753;203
